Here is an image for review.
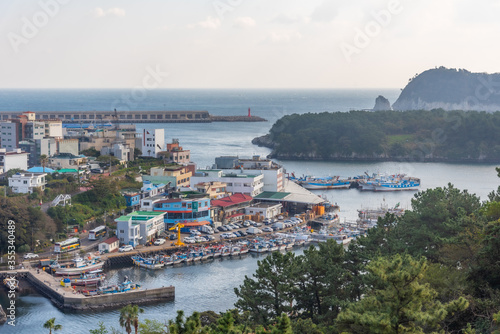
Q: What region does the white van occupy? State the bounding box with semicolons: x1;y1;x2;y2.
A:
246;227;262;235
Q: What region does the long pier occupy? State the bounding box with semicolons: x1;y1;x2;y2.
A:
0;269;175;311
1;110;267;123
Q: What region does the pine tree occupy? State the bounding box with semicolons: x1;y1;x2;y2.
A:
336;254;469;334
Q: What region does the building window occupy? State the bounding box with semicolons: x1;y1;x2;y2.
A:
119;230;124;234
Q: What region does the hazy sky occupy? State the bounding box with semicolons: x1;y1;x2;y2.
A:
1;0;499;89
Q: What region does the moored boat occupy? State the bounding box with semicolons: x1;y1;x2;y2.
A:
52;256;105;276
61;270;106;286
132;255;165;269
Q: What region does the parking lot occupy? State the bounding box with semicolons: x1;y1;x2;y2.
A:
176;217;304;245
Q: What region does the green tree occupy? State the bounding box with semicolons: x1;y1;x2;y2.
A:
395;184;482;263
138;319;167;334
89;321;109;334
234;251;296;325
270;314;293;334
40;154;49;173
168;310;205;334
43;317;62;334
336;254;469;334
293;241;350;325
119;305;144;334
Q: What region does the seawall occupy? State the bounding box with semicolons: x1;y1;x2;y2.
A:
0;270;175;311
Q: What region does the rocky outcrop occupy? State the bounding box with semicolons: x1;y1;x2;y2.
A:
393;67;500;111
0;304;6;324
251;134;275;148
373;95;392;111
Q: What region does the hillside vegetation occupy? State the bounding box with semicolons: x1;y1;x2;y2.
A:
254;109;500;162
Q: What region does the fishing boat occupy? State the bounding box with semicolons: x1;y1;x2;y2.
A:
52;255;105;276
289;174;351;190
82;276;140;296
249;242;268;253
3;277;18;291
61;270;106;286
131;255;164;269
358;174;420;191
221;246;231;257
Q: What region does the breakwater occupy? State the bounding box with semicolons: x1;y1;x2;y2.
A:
2;110;266;123
0;270;175;311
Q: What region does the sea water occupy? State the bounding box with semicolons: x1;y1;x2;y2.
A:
0;89;498;333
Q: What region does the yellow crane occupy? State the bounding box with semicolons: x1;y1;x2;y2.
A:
169;223;185;246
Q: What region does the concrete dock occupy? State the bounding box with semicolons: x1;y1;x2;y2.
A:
0;268;175;311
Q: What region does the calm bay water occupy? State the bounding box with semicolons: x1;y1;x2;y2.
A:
1;89;499;333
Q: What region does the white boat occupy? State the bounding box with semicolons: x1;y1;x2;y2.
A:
249;243;268;253
131;256;164;269
3;277;18;291
359;174;420;191
53;256;105;276
221;247;231;257
230;246;241;256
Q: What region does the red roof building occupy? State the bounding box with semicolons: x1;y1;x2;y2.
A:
211;193;253;223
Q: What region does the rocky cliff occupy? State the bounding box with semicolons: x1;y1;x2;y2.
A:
392;67;500;111
373;95;392;111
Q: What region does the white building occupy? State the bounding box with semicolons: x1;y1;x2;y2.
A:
57;138;79;156
191;169;264;197
98;237;119;253
115;211;166;247
0;148;29;173
215;156;284;192
44;120;63;139
8;172;47;194
245;203;283;219
101;143;133;162
141;128;165;158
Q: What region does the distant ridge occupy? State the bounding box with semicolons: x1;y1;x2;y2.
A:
392;67;500;111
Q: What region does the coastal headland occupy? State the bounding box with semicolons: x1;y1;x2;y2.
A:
1;110;266;123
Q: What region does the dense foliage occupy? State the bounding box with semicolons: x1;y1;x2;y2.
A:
261;109;500;162
63;174;500;333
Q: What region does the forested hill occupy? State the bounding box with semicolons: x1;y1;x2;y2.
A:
252;110;500;162
393;67;500;111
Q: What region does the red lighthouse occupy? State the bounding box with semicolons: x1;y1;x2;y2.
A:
248;107;251;117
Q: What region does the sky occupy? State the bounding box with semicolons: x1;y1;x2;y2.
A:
0;0;499;89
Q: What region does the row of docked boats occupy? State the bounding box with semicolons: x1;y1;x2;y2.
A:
288;172;420;191
131;244;252;269
130;235;309;269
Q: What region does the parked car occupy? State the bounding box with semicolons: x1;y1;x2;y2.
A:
119;245;134;252
169;234;178;240
233;231;242;237
204;235;216;241
243;221;251;227
190;229;201;236
254;222;263;227
195;236;205;243
183;237;196;244
23;253;39;259
220;233;232;239
154;238;166;246
239;231;248;237
246;227;262;235
262;227;273;233
225;225;233;231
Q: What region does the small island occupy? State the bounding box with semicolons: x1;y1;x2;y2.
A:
253;109;500;163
